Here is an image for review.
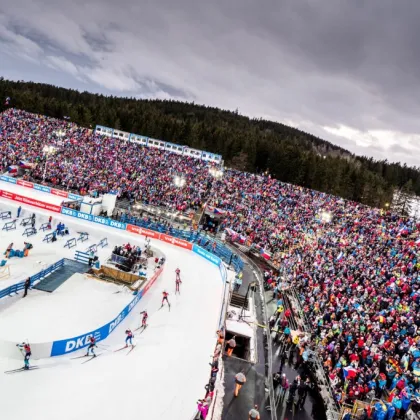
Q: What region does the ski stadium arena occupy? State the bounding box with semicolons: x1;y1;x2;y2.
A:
1;108;420;420
0;181;233;420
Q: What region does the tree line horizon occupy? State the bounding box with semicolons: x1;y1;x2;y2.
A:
1;77;419;210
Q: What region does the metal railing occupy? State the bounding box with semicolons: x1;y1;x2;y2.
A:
283;286;340;419
229;244;278;420
0;259;65;299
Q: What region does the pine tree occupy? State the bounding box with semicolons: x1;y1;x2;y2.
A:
392;180;414;216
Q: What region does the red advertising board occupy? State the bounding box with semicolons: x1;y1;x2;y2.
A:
159;233;193;250
126;224;162;240
0;190;62;213
51;188;69;198
17;180;34;189
142;266;164;296
127;224;193;251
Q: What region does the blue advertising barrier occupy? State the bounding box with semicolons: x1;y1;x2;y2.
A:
68;193;83;201
192;244;222;266
0;175;17;184
61;207;126;230
61;207;92;221
92;215;126;230
34;183;51;193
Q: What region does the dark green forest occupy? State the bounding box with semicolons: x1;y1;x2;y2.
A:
1;77;419;208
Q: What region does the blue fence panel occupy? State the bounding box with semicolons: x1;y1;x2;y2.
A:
0;259;65;300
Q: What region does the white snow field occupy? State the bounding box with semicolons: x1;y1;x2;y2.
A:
0;185;224;420
0;274;135;342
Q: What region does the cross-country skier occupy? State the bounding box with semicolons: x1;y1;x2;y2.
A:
175;268;181;281
125;329;134;347
16;342;31;369
140;310;148;327
161;291;170;308
86;336;97;357
175;275;182;294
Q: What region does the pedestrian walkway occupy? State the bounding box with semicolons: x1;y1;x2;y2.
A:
222;262;270;420
265;288;327;420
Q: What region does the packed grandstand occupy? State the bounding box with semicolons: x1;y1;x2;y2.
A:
1;107;420;417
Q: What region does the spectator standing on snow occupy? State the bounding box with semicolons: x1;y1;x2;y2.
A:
17;206;21;218
88;250;95;267
23;277;31;298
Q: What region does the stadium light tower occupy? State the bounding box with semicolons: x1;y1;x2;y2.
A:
42;145;56;182
55;129;65;139
209;167;223;179
174;175;186;188
320;211;332;223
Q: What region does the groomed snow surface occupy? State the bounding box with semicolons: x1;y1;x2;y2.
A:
0;188;223;420
0;274;134;343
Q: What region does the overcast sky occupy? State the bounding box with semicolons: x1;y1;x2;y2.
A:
1;0;419;167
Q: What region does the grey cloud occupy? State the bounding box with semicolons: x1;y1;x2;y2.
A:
1;0;420;168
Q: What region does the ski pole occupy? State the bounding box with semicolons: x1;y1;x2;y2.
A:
97;344;111;351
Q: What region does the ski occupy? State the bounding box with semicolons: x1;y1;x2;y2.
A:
134;325;147;332
71;354;90;360
137;325;148;334
114;346;129;353
82;354;100;364
126;345;136;355
5;366;39;374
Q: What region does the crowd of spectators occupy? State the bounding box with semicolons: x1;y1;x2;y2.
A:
0;109;216;211
282;209;420;414
2;109;420;415
257;205;420;415
111;243;148;273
